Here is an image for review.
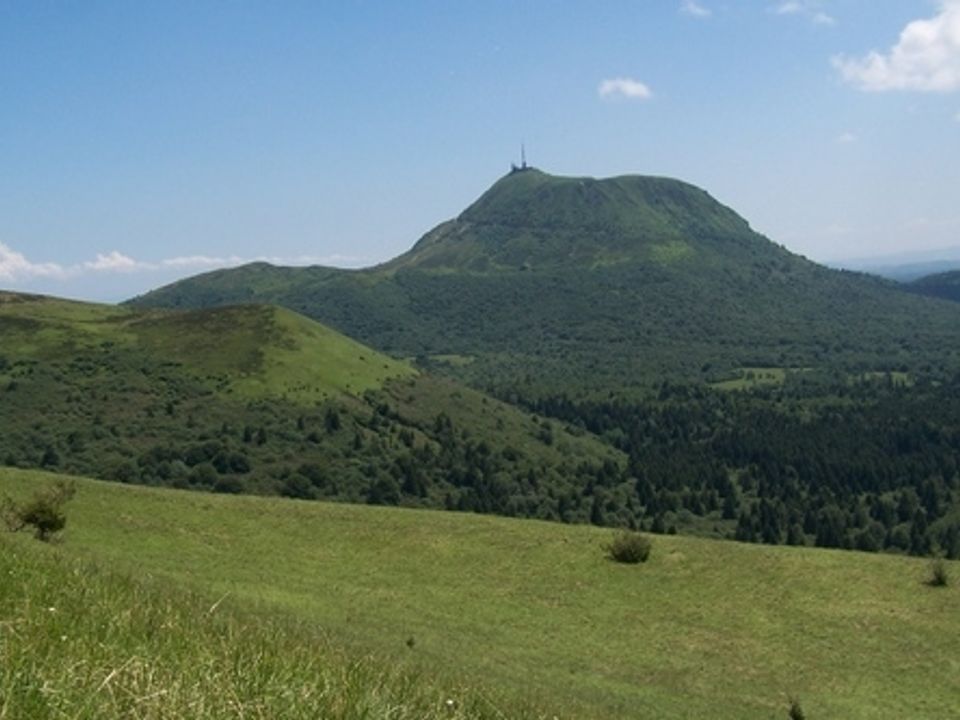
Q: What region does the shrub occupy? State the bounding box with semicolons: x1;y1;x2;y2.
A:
927;557;949;587
788;698;806;720
2;479;76;542
606;530;652;564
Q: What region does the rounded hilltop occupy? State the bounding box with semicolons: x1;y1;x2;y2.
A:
392;167;759;273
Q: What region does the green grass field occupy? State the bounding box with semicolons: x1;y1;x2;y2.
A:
0;525;530;719
2;469;958;719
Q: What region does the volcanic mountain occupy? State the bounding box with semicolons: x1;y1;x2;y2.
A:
128;169;960;396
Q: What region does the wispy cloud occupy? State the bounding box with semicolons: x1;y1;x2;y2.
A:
598;77;653;100
836;131;858;144
773;1;835;26
0;242;67;281
83;251;142;272
955;110;960;121
679;1;711;19
833;1;960;92
0;243;367;284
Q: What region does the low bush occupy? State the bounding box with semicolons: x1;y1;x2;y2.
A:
1;479;76;541
927;557;949;587
606;530;651;564
788;697;806;720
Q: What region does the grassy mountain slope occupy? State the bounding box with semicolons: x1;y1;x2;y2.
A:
0;292;622;518
906;270;960;303
2;468;958;719
0;524;530;719
128;170;960;396
0;291;413;402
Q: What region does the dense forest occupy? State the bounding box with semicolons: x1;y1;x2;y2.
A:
513;371;960;558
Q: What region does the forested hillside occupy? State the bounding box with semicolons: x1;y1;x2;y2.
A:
522;371;960;558
907;270;960;303
0;292;621;519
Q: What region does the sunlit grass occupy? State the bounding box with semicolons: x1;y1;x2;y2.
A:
0;532;534;720
2;467;958;719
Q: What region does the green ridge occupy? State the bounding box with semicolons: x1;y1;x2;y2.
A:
906;269;960;304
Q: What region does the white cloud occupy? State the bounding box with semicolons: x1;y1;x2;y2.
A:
0;242;67;281
836;131;858;143
773;1;835;26
955;110;960;121
598;77;653;100
775;1;803;14
812;12;835;26
680;1;711;19
0;242;370;285
84;251;142;272
833;1;960;92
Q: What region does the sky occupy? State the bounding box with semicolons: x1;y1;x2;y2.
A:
1;0;959;301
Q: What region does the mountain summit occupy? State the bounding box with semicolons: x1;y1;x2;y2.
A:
384;170;763;273
128;170;960;395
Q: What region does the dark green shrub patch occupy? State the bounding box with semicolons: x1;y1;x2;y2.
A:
606;530;651;564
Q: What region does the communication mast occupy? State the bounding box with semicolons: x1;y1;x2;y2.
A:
510;143;531;173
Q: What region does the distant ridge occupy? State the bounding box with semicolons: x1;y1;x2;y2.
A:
906;269;960;303
128;169;960;396
833;245;960;281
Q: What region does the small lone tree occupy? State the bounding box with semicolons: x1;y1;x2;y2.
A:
1;479;76;542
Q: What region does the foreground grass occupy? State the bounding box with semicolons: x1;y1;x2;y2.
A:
2;468;959;718
0;532;531;719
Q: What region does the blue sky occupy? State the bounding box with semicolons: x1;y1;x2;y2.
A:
1;1;959;301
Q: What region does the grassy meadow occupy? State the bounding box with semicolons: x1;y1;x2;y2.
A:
2;468;958;719
0;528;531;720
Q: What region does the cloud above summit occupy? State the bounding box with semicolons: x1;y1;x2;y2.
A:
833;0;960;92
